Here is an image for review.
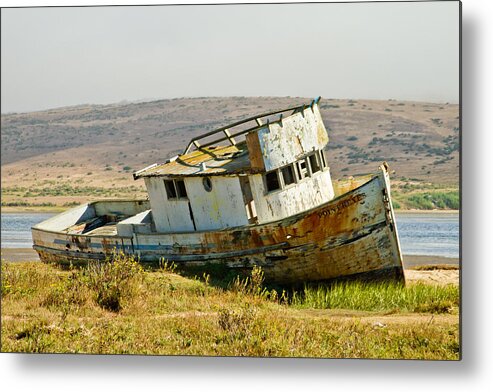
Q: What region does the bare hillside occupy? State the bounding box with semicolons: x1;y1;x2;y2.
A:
1;97;459;202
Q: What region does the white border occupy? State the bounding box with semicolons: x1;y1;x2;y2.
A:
2;1;492;391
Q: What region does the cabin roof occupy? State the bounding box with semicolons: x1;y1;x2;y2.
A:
133;97;323;180
133;143;255;179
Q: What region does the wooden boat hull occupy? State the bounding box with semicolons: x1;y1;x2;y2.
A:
32;166;405;285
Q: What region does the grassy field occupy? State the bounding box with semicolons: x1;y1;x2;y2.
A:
391;182;459;210
1;255;459;359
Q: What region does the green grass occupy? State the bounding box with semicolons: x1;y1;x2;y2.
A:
1;201;56;207
401;191;459;210
392;185;459;210
293;282;458;314
1;259;459;359
2;184;144;198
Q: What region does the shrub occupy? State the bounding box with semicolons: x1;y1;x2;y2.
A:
1;263;13;297
42;271;90;313
405;191;459;210
82;253;144;312
231;265;267;297
407;194;434;210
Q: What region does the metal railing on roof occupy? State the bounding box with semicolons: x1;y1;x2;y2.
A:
182;97;321;155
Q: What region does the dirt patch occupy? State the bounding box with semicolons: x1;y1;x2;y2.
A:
1;248;39;262
293;308;458;326
405;269;459;286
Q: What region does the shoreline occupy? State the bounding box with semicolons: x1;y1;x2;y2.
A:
401;254;459;269
1;206;68;213
395;210;459;215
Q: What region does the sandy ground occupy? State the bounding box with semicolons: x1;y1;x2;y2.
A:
1;248;459;286
404;269;459;286
1;248;40;262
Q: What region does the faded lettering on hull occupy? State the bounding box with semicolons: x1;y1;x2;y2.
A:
317;194;365;218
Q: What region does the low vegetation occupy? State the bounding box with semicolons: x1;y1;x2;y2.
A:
293;282;458;314
392;181;459;210
404;191;459;210
392;191;459;210
1;184;146;211
1;255;459;359
2;184;143;198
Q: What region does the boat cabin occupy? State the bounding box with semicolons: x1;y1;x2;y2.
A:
133;98;335;233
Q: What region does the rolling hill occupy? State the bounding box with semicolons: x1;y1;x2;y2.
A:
1;96;459;208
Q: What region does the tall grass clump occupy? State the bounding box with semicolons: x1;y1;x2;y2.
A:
230;266;288;303
1;261;54;298
231;265;266;297
82;252;144;312
41;270;90;313
293;282;459;314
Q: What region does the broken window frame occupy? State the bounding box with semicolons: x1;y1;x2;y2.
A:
164;178;188;201
280;164;297;188
296;158;309;180
175;179;188;199
263;150;327;194
308;152;321;174
264;170;282;193
319;150;328;169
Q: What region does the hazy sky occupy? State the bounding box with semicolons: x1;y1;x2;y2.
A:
1;1;460;113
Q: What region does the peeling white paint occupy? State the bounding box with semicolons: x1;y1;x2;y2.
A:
249;169;335;224
187;176;249;230
255;105;328;172
145;177;195;233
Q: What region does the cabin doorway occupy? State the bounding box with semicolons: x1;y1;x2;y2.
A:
239;176;258;224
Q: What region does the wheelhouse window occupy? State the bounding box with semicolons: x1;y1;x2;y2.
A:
319;150;328;168
175;180;188;198
296;159;309;179
265;170;281;192
164;179;188;200
263;150;327;193
309;153;321;174
281;165;295;186
164;180;177;199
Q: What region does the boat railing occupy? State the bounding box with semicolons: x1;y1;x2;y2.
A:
182;97;321;155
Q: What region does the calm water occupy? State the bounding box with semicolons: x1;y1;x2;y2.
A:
395;213;459;258
0;212;459;258
1;213;56;248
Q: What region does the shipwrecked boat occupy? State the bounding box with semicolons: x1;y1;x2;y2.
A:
32;97;405;285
